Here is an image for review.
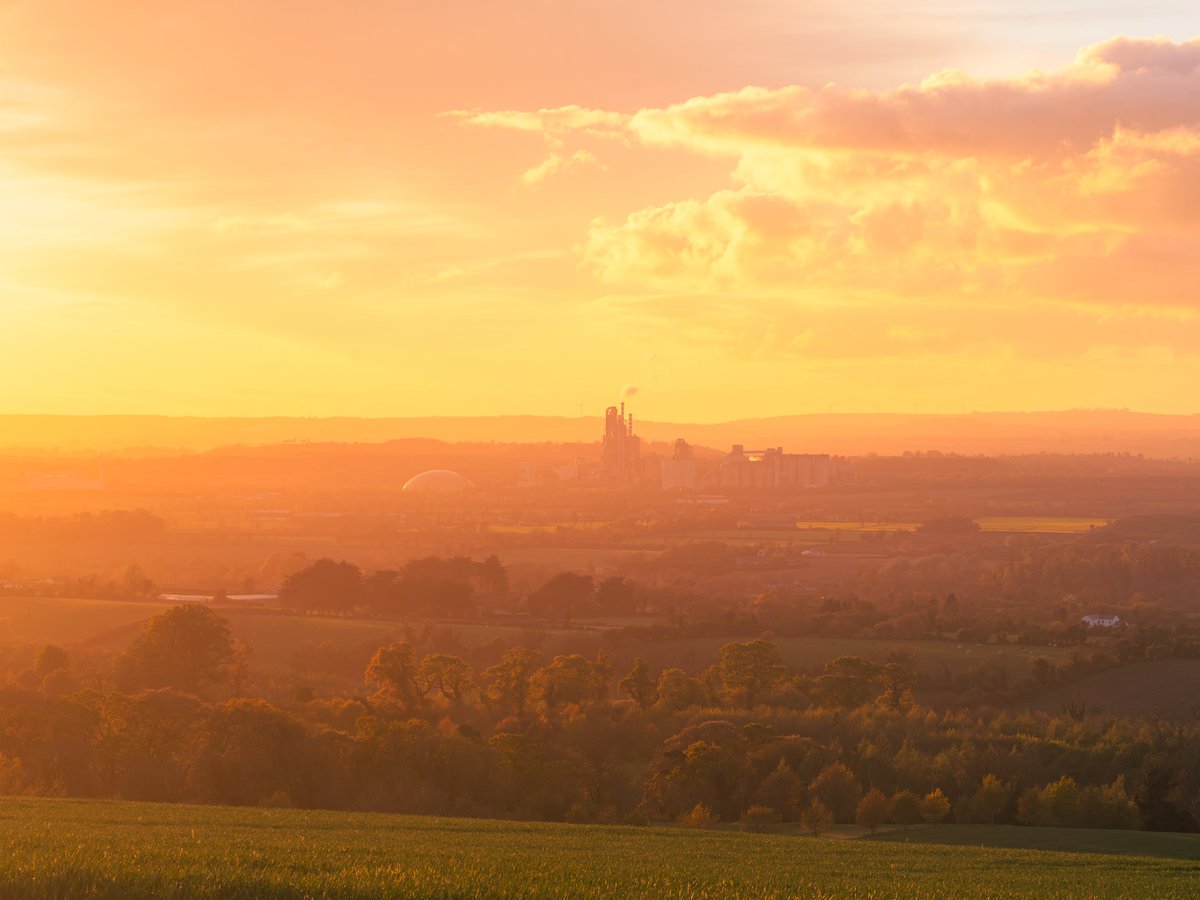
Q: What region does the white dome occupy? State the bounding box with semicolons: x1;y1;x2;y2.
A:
402;469;475;493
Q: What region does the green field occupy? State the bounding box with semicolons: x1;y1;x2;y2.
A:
0;595;1075;686
0;797;1196;898
868;823;1200;860
496;547;660;567
0;595;176;645
641;516;1110;546
612;634;1076;683
1021;658;1200;721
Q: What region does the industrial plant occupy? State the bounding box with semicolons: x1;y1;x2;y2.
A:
601;406;831;491
602;403;641;484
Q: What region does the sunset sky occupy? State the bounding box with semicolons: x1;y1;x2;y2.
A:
2;2;1198;422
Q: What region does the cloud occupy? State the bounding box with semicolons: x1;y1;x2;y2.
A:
521;149;603;186
449;106;625;187
550;35;1200;346
626;36;1200;159
447;105;628;139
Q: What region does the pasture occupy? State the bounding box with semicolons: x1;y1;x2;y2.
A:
1020;658;1200;721
0;594;1076;688
867;823;1200;860
0;797;1196;898
495;547;660;568
0;594;176;645
637;516;1109;547
602;634;1076;683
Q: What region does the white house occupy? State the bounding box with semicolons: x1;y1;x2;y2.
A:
1081;614;1121;628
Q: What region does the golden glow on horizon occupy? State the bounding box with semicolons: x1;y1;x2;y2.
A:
1;3;1198;421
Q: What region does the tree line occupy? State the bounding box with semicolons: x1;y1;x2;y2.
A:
0;604;1195;833
280;556;644;620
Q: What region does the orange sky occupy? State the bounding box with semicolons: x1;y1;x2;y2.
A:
1;2;1198;422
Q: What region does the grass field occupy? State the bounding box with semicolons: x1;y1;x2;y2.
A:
0;595;176;645
611;634;1076;682
867;823;1200;860
496;547;660;567
1021;658;1200;721
1;797;1197;899
0;595;1074;686
640;516;1109;547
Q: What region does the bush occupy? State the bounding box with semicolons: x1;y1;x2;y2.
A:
678;802;719;829
741;805;781;833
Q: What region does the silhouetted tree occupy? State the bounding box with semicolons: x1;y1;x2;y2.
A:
595;577;637;615
280;558;365;614
528;572;593;623
890;790;922;830
115;604;237;694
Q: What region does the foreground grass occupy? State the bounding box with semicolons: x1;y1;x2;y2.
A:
2;798;1199;898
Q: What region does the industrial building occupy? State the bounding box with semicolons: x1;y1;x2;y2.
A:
697;445;831;490
602;403;641;483
598;405;831;491
661;438;697;490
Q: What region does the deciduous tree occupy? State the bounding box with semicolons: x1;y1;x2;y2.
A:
890;789;922;831
714;640;787;708
921;788;951;823
809;762;861;824
115;604;238;694
365;641;421;711
970;774;1012;825
482;647;541;716
280;558;365;614
856;788;890;834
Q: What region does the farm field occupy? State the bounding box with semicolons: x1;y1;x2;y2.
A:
0;594;1077;686
867;823;1200;860
1;797;1197;899
495;547;660;568
202;618;1083;684
637;516;1109;547
220;610;598;670
1020;658;1200;721
0;594;176;645
975;516;1110;533
606;634;1077;683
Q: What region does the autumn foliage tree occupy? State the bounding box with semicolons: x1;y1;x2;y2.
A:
809;762;862;824
619;657;657;710
713;640;786;708
856;788;890;834
364;641;421;711
921;788;952;823
482;647;542;716
970;774;1013;825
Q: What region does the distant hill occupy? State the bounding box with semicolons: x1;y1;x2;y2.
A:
1;410;1199;457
